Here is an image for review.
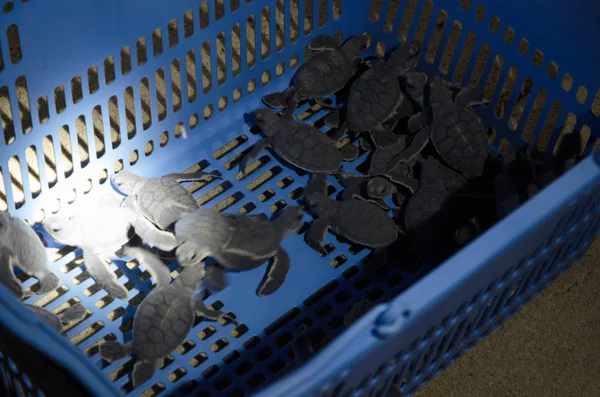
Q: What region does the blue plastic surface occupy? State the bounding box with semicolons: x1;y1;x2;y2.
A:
0;0;599;396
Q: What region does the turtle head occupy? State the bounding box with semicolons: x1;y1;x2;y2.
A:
389;40;421;76
341;34;369;60
175;241;208;269
426;76;456;110
175;262;207;291
111;170;143;195
404;71;428;106
273;206;305;239
253;108;280;135
306;192;332;217
366;177;395;199
43;214;76;246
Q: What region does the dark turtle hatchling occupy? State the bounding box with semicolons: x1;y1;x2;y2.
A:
26;303;87;335
304;174;398;255
112;170;221;230
390;76;491;179
337;138;419;210
262;35;368;114
344;40;421;148
174;206;304;296
99;262;236;389
240;108;344;175
0;212;59;299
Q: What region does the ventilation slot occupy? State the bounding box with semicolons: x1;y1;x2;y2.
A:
261;7;271;60
6;24;22;63
16;75;32;134
0;85;15;144
42;135;57;187
25;146;41;198
217;32;227;85
425;10;449;64
76;115;90;168
92;106;105;158
59;125;74;177
186;50;198;103
202;41;212;93
140;77;151;130
8;156;24;207
439;21;463;75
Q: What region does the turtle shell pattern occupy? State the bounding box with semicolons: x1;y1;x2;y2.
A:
430;108;490;179
133;287;193;360
175;208;232;249
332;199;398;248
137;177;199;229
272;119;342;172
404;187;446;233
26;305;63;332
222;216;278;259
294;50;356;99
368;142;410;177
347;65;403;132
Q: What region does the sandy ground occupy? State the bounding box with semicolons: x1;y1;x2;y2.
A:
1;1;599;396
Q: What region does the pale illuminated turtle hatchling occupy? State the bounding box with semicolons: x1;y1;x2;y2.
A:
99;262;236;388
112;170;221;230
262;35;368;114
240;108;349;174
26;303;87;335
390;76;491;179
44;196;178;300
174;205;304;296
341;40;421;148
304;174;398;255
0;212;59;299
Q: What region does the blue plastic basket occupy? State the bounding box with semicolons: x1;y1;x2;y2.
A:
1;0;599;396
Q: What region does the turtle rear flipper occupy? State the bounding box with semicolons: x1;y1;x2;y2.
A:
307;34;339;51
120;245;171;288
263;86;297;109
84;251;129;300
58;303;87;324
99;341;133;363
132;359;162;388
454;86;488;108
35;270;60;294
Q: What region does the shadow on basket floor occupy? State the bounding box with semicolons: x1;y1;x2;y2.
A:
414;237;600;397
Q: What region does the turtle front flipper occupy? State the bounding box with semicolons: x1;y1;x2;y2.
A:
84;251;128;300
99;340;133;363
193;297;238;325
307;34;339;51
132;216;179;252
119;245;171;288
336;172;368;189
132;359;162;388
305;218;330;256
263;86;296;109
257;248;290;297
369;125;399;148
164;171;222;183
239;138;273;175
58;303;87;324
0;247;29;299
324;109;342;128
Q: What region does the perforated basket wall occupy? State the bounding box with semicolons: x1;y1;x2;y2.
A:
0;0;599;396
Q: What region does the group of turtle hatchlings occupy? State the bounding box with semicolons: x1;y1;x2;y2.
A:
0;34;585;389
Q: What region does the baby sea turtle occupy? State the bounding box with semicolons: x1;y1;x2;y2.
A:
26;303;87;335
304;174;398;255
174;206;304;296
0;212;59;299
240;108;344;175
262;35;368;114
391;76;491;179
99;262;236;388
44;203;179;300
112;170;221;230
337;138;419;209
344;40;421;148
